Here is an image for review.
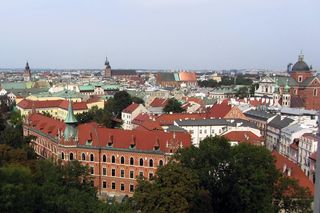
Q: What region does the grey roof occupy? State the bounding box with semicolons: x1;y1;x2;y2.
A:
281;107;317;116
166;125;187;132
268;115;295;129
299;76;319;87
158;73;175;82
244;109;275;121
175;118;229;126
111;69;137;76
226;119;258;129
282;123;304;135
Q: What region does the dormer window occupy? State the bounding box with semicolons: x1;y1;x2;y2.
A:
298;76;303;82
154;138;160;151
130;135;136;149
108;135;114;147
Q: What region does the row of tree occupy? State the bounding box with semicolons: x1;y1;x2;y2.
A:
198;75;254;88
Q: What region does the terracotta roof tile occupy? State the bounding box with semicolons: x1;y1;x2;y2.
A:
156;113;207;126
150;98;168;107
223;131;263;145
272;151;314;195
207;100;232;118
123;103;140;113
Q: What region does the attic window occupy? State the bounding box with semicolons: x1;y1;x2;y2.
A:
86;140;93;146
154;138;160;151
107;135;114;147
298;76;303;82
130;136;136;149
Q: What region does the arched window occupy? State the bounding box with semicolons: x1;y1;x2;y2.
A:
82;153;85;161
139;158;144;166
159;160;163;167
130;157;134;165
149;159;153;167
69;153;74;161
112;155;116;163
90;154;94;162
120;156;125;164
102;155;107;162
61;152;64;160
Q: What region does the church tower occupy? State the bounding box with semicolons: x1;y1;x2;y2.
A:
64;100;78;141
23;62;31;81
282;79;291;107
104;57;112;78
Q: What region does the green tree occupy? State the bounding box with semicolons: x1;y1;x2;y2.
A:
273;176;312;213
9;110;23;127
132;162;212;213
131;96;144;104
236;87;249;98
106;91;133;118
163;98;185;113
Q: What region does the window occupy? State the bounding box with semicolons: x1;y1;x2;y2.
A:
103;181;107;188
149;159;154;167
81;153;85;161
111;155;116;163
90;167;94;175
121;169;125;178
149;173;154;179
61;152;64;160
103;168;107;176
159;160;164;167
130;184;134;192
130;157;134;165
130;171;134;179
90;154;94;162
139;158;144;166
199;130;202;134
112;169;116;177
102;155;106;162
298;76;303;82
112;182;116;190
139;171;144;177
120;156;125;164
313;89;317;96
69;153;74;160
120;184;125;191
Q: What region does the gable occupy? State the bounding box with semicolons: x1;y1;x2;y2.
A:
224;107;248;120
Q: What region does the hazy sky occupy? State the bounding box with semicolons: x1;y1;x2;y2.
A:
0;0;319;70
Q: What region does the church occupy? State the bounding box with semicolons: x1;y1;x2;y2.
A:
255;54;320;110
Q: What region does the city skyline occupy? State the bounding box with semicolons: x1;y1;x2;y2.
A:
0;0;319;70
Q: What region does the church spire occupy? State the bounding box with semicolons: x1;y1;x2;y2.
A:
64;100;78;124
63;100;78;140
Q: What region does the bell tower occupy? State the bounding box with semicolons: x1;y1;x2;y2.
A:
23;62;31;81
104;57;112;78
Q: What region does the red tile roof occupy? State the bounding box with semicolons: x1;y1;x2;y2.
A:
122;103;140;113
207;100;232;118
179;72;197;81
134;120;163;131
150;98;168;107
272;151;314;195
156;113;207;126
132;113;151;125
182;97;204;106
223;131;263;145
28;113;65;137
18;99;88;111
58;100;88;110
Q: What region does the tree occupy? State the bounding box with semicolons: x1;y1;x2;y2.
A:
131;96;144;104
132;162;212;213
273;176;312;213
106;91;133;118
163;98;185;113
236;87;249;98
9;110;23;127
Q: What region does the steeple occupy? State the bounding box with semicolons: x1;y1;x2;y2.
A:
104;56;112;78
23;61;31;81
284;79;290;93
63;100;78;140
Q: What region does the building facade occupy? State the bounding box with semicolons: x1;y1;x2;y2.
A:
23;102;191;198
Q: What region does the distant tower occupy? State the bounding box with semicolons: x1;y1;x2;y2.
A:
282;79;291;107
63;100;78;141
23;62;31;81
104;57;112;78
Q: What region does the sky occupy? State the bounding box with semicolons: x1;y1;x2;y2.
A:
0;0;319;70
